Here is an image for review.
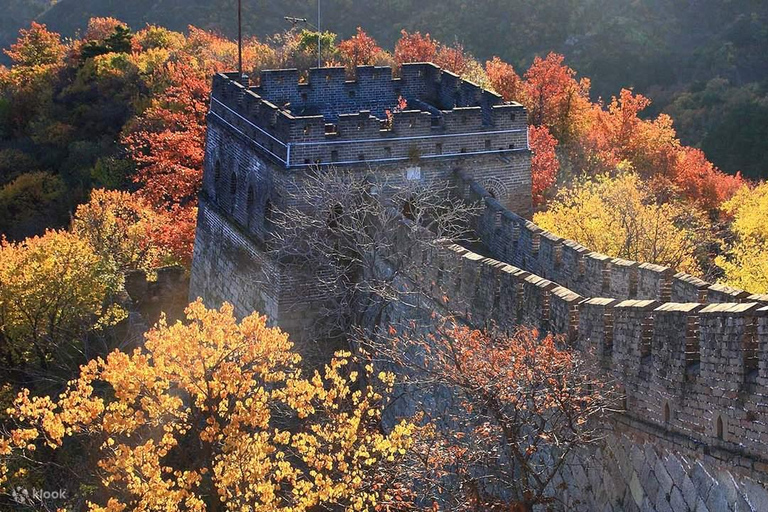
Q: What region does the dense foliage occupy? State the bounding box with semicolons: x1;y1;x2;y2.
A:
5;0;768;177
1;12;767;510
1;20;765;292
0;301;417;510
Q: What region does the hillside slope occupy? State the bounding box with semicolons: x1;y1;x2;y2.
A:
4;0;768;177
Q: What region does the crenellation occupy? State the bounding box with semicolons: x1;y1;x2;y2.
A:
610;258;639;298
637;262;674;301
706;282;752;303
194;67;768;509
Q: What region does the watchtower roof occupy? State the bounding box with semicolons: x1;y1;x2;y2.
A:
249;63;520;122
208;63;528;168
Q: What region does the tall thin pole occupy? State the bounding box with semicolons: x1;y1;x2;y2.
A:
238;0;243;77
317;0;321;68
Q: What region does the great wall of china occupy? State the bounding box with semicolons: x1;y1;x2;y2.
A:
191;65;768;511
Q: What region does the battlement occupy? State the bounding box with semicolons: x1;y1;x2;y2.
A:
397;223;768;468
392;172;767;468
208;64;528;169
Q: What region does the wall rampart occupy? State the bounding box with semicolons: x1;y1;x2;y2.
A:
386;174;768;474
455;170;768;308
400;234;768;472
209;69;528;169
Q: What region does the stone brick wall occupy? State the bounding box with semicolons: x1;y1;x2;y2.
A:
192;68;768;510
124;265;189;324
385;228;768;510
457;171;768;307
208;68;531;215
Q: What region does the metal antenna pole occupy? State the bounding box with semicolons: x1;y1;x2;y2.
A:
317;0;321;68
238;0;243;77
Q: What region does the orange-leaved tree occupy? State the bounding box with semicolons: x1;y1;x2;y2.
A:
122;59;208;209
529;125;560;206
71;189;187;273
338;27;383;68
1;22;66;133
122;59;207;263
523;53;592;142
486;56;524;102
378;324;618;511
0;301;416;511
394;30;438;64
435;42;471;76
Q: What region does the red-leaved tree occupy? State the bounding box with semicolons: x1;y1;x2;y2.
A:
374;324;619;511
529;125;559;206
338;27;383;68
486;56;524;102
394;30;438;64
123;60;208;208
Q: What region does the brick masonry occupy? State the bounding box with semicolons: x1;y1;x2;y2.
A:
191;67;768;510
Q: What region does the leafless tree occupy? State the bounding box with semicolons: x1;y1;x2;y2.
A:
271;166;479;341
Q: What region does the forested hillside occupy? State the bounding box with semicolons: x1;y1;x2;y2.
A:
1;13;768;509
4;0;768;178
2;17;766;295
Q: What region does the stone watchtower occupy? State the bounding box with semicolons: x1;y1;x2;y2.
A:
189;63;532;335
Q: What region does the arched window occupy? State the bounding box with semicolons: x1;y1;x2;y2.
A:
663;402;671;424
229;172;237;213
246;185;255;228
716;415;724;440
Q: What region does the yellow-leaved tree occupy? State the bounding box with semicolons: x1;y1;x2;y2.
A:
0;230;120;378
71;189;179;274
715;183;768;293
0;300;416;511
533;171;710;276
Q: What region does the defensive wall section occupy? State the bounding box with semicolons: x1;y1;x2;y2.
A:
193;66;768;510
207;65;531;215
380;173;768;511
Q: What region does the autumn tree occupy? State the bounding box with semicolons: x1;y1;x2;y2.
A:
338;27;383;69
71;189;182;274
3;22;64;68
485;57;524;102
79;18;133;61
715;183;768;293
1;22;65;134
375;324;619;511
0;300;416;511
528;125;559;206
435;42;470;76
0;230;121;384
523;53;592;142
394;30;438;64
534;172;711;276
671;147;744;212
274;168;478;340
123;59;208;209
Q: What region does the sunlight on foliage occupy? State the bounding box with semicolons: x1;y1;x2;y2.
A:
534;172;711;276
0;300;416;511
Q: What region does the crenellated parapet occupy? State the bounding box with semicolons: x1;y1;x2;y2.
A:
208;65;528;169
387;172;768;471
400;232;768;470
455;170;768;307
